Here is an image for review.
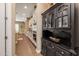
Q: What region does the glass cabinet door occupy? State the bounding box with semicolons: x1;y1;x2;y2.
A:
47;13;52;28
56;8;63;28
45;17;48;28
42;15;48;29
56;4;70;28
63;16;68;27
51;14;55;28
62;5;70;28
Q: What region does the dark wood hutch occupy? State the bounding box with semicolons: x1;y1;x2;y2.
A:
41;3;79;56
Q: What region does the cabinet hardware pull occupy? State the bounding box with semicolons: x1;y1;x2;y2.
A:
52;46;54;48
61;51;64;54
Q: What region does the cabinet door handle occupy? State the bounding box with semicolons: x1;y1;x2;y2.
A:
52;46;54;48
61;51;64;54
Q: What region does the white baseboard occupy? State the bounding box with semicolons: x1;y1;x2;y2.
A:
24;32;37;46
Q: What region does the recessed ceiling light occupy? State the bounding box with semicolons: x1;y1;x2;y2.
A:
24;5;27;9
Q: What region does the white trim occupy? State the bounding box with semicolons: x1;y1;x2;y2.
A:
24;31;37;47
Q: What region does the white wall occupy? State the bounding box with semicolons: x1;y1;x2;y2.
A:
0;3;5;56
33;3;51;53
28;4;51;53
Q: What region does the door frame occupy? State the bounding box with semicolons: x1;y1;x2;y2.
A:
5;3;16;56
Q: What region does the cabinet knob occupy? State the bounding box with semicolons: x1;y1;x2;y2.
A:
52;46;54;48
61;51;64;54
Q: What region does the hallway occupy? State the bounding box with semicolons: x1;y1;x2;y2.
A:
15;34;41;56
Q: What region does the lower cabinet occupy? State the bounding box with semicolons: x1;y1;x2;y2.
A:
55;46;71;56
41;39;47;55
41;39;72;56
46;45;56;56
46;40;56;56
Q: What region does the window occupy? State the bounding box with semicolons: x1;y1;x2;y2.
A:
15;24;19;33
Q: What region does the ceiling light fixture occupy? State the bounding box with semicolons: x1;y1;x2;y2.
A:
24;5;27;9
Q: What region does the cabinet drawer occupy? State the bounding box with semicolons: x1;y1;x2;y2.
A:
56;52;62;56
56;47;71;56
41;39;47;55
46;45;56;56
46;40;56;56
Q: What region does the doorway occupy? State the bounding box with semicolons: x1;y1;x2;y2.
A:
15;3;38;56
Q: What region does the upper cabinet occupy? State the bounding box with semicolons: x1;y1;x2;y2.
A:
42;3;71;30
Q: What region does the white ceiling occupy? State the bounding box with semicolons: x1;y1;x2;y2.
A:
16;3;36;22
